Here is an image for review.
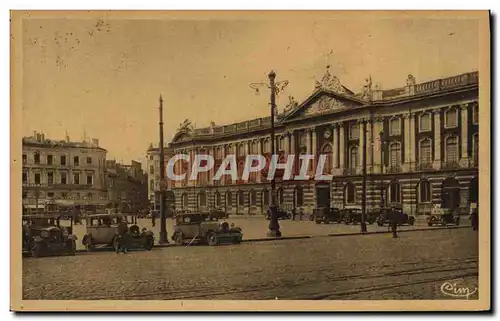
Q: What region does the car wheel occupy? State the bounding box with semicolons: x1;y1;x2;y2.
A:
315;220;321;225
428;222;432;227
174;232;184;246
31;242;43;258
409;217;415;226
207;233;218;246
233;237;241;244
455;218;460;226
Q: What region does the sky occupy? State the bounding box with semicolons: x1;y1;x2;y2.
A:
20;11;480;165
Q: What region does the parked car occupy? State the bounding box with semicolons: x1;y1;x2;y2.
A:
172;212;243;246
209;207;229;219
426;207;460;226
376;207;416;226
341;205;376;225
81;214;154;252
265;208;291;220
312;207;342;224
22;214;77;257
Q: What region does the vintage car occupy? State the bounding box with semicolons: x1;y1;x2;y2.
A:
81;214;154;252
265;208;291;220
312;207;343;224
426;207;460;226
22;214;77;257
172;212;243;246
341;205;376;225
208;207;229;219
375;207;416;226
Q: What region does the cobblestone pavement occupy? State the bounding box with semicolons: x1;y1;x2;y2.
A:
23;228;478;300
68;216;469;250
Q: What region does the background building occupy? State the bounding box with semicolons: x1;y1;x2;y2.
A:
146;144;174;211
149;68;479;216
22;131;108;213
105;160;149;213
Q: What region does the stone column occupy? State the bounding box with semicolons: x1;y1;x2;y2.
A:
366;119;373;173
332;124;338;169
403;113;410;170
373;118;383;173
306;129;312;154
433;109;442;169
245;141;249;155
460;103;469;166
409;113;416;165
221;145;227;186
358;120;365;174
290;131;295;154
339;124;345;169
209;147;215;185
284;132;290;154
311;128;317;172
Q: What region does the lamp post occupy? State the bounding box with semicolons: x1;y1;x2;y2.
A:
250;70;289;237
158;95;168;244
360;120;367;233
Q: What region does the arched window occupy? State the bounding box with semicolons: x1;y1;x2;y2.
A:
419;112;432;132
349;123;359;140
445;108;458;128
278;136;285;151
262;139;270;154
182;193;188;209
388;181;401;203
238;160;245;182
262;190;269;206
419;138;432;165
300;132;308;148
277;188;284;205
226;191;232;208
389;142;401;167
445;136;459;163
321;144;333;174
238;190;245;208
295;186;304;207
215;147;223;160
418;180;431;203
473;104;479;125
198;191;207;208
345;183;356;204
472;134;479;164
349;146;358;169
251;141;258;154
389;117;401;136
238;144;246;158
226;144;234;156
215;191;221;207
249;190;257;206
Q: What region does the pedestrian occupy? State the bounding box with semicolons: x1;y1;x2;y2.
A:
391;219;398;238
292;208;296;221
299;208;303;221
152;211;156;227
470;208;478;231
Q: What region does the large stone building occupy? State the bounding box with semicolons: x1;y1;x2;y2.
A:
148;68;479;216
105;160;149;213
22;131;108;212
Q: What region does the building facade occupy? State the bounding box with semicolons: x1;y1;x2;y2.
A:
22;131;108;212
105;160;149;213
146;144;174;210
150;68;479;216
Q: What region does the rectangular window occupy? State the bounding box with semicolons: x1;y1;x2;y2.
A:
349;124;359;140
445;109;458;128
419;113;431;132
34;173;41;184
22;154;27;164
74;156;79;166
473;106;479;125
47;172;54;185
446;137;458;163
60;156;66;166
149;155;154;160
389;118;401;136
47;155;53;165
22;172;27;184
61;172;67;184
87;175;93;185
86;157;92;164
34;153;40;164
150;165;154;174
150;180;154;191
47;192;54;198
73;173;80;185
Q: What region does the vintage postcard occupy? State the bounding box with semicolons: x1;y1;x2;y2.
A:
10;10;490;311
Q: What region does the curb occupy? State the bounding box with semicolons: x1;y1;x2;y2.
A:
35;225;471;255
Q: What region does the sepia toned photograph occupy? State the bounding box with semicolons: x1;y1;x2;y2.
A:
10;10;490;311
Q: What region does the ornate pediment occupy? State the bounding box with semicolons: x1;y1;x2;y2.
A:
303;95;348;116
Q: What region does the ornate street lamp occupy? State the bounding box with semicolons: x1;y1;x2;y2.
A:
158;95;169;244
250;71;289;237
